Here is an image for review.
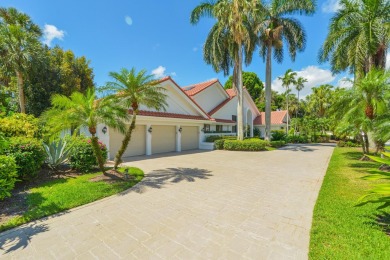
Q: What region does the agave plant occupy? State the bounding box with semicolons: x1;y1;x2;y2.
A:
358;152;390;209
43;139;72;171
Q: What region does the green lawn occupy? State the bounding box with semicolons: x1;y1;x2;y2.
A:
0;167;143;232
310;147;390;259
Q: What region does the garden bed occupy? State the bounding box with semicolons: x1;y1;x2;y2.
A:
0;166;143;232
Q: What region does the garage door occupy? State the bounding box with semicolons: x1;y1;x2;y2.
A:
181;126;199;150
109;125;146;159
152;125;176;154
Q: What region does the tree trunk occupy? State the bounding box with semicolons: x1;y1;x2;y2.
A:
114;111;137;169
286;88;289;134
16;70;26;114
90;133;106;174
264;43;272;141
364;131;370;154
236;48;244;141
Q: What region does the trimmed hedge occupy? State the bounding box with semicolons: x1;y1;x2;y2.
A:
0;155;18;200
214;139;226;150
270;140;286;148
223;139;268;151
337;140;361;147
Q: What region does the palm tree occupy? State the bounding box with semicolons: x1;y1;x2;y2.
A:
278;69;297;133
191;0;256;140
42;88;129;174
295;76;307;117
319;0;390;77
0;7;42;113
104;68;168;169
254;0;315;140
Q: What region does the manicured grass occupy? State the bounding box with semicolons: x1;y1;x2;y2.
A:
309;147;390;259
0;167;143;232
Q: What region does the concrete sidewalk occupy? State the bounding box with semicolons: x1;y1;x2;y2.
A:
0;144;335;259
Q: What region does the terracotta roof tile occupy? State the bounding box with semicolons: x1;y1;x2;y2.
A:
129;110;207;121
226;88;237;98
208;97;235;116
212;118;236;123
253;110;288;125
183;79;218;96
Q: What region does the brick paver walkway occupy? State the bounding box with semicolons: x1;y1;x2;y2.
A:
0;144;335;259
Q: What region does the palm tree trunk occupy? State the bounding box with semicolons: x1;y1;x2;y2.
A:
16;70;26;113
286;88;289;134
236;48;244;141
90;134;106;174
114;112;137;169
265;43;272;141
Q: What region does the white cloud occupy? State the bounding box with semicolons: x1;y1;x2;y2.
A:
125;16;133;26
337;77;353;88
272;66;335;98
193;47;198;52
322;0;341;13
152;66;166;78
43;24;65;47
171;72;177;77
386;53;390;69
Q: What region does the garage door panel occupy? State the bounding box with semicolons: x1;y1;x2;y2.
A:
152;125;176;154
181;126;199;150
109;125;146;159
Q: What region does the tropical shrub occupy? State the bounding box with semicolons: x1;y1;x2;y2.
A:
214;139;226;150
287;135;309;143
6;137;45;179
0;132;9;153
337;141;361;147
69;136;108;173
358;152;390;209
206;135;223;142
0;113;41;138
271;130;287;141
0;155;18;200
223;139;268;151
253;127;261;138
270;140;285;148
43;139;72;170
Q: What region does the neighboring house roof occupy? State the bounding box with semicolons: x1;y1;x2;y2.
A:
226;88;237;98
213;118;236;124
208;96;235;116
130;110;207;121
182;79;219;96
253;110;288;125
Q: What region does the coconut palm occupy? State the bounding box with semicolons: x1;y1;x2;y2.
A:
295;76;307;117
254;0;315;140
0;7;42;113
191;0;257;140
104;68;168;169
319;0;390;77
278;69;297;133
42;88;129;174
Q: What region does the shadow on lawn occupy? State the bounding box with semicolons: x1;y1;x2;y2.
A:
364;212;390;237
122;167;213;194
0;223;49;255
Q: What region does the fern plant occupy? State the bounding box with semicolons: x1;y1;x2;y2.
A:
358;152;390;209
43;139;72;171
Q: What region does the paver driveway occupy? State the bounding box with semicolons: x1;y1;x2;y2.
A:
0;144;335;259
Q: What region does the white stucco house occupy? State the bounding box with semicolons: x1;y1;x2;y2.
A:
91;76;286;159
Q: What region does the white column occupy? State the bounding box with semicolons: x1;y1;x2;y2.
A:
146;124;152;156
176;125;181;152
199;125;204;145
250;120;254;137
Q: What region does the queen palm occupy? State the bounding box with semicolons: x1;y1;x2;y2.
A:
43;88;129;174
104;68;168;169
295;76;307;117
191;0;256;140
319;0;390;77
0;8;42;113
278;69;297;133
254;0;315;140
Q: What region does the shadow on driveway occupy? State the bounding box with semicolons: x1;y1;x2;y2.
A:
0;224;49;255
279;143;336;152
122;167;213;194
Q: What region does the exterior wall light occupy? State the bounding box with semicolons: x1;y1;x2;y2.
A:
201;127;205;132
148;126;153;133
102;126;107;134
178;127;182;133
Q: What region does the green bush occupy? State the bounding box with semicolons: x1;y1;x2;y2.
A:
0;155;18;200
223;139;267;151
205;135;223;142
287;135;309;143
270;140;285;148
69;136;108;173
6;137;45;179
0;113;41;138
337;140;361;147
253;127;261;138
271;130;287;141
214;139;226;150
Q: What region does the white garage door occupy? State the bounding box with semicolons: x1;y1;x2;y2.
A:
109;125;146;159
152;125;176;154
181;126;199;150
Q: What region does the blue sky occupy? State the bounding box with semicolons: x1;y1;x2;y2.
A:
2;0;353;97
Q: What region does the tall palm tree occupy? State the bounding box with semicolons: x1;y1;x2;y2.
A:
104;68;168;169
191;0;256;140
295;76;307;117
0;8;42;113
319;0;390;77
278;69;297;133
254;0;315;140
42;88;129;174
309;84;333;118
